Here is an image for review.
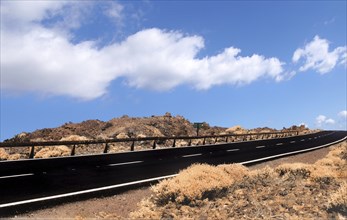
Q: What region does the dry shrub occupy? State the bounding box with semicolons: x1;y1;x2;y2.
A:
308;166;338;186
328;182;347;216
313;142;347;181
130;141;347;219
315;157;345;168
61;135;90;155
245;166;277;189
0;148;9;160
151;163;248;206
108;144;131;153
328;144;345;157
60;135;89;142
0;148;24;161
116;133;129;139
34;146;71;158
176;140;188;147
275;163;312;179
8;153;21;160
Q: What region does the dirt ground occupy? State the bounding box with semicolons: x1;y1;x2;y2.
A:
12;144;335;219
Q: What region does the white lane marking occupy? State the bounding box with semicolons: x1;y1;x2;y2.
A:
276;143;283;146
182;153;202;158
314;137;317;139
256;146;266;149
0;173;34;179
108;161;143;166
227;149;240;152
241;136;347;165
290;141;296;143
0;174;178;208
301;139;305;141
309;138;312;140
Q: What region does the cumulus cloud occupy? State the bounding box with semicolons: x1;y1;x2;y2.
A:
1;1;285;100
338;110;347;119
315;115;335;127
292;35;347;74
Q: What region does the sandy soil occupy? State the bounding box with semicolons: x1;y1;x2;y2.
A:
13;144;335;219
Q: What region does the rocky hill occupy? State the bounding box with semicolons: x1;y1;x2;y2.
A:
4;113;226;143
4;113;310;143
1;113;313;160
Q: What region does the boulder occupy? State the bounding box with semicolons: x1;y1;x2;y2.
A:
225;125;248;134
137;134;147;138
116;132;129;139
60;135;89;141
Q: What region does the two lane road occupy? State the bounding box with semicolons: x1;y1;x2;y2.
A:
0;130;346;213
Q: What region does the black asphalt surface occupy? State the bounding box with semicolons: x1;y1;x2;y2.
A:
0;130;346;215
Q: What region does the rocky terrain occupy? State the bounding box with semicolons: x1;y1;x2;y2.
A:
1;113;311;160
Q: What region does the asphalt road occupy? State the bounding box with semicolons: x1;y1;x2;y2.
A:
0;130;346;215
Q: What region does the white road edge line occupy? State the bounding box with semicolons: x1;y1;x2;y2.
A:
0;173;34;179
182;153;202;158
0;174;178;208
276;143;283;146
256;146;266;149
241;136;347;165
290;141;296;143
227;149;240;152
108;161;143;166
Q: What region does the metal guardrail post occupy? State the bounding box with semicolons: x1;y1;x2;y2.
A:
188;139;192;146
71;144;76;156
103;143;109;154
152;140;157;149
203;138;206;145
29;145;35;159
131;141;135;151
172;139;176;147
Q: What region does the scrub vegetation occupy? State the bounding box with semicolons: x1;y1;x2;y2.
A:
129;141;347;219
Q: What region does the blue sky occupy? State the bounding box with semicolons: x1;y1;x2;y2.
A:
1;0;346;141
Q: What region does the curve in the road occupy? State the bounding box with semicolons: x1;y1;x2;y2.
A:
0;130;346;214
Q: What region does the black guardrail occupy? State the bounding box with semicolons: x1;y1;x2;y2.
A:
0;131;300;159
0;130;322;177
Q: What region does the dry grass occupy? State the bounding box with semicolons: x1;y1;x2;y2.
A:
152;163;248;206
0;148;21;161
34;146;71;158
129;141;347;219
0;148;9;160
328;182;347;216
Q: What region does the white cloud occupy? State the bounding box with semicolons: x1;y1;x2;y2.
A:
338;110;347;119
104;1;124;20
0;1;65;26
1;1;285;100
315;115;335;127
292;35;347;74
